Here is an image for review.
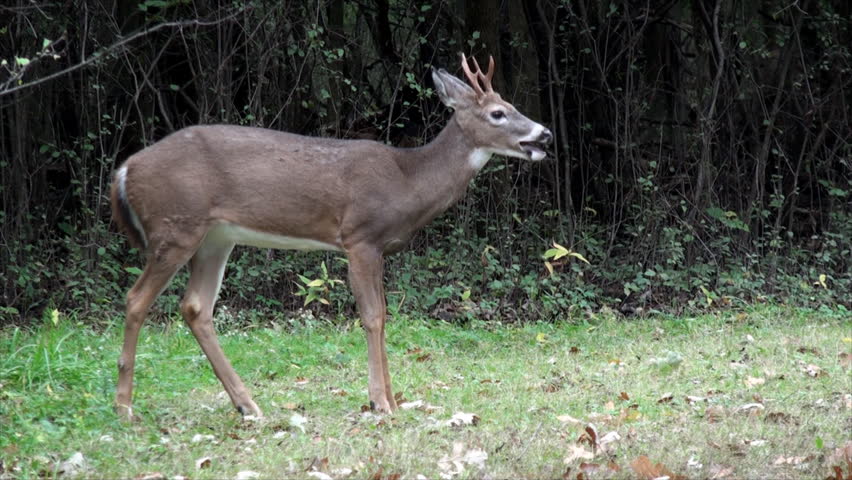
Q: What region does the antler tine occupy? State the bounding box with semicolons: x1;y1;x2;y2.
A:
469;55;495;94
484;55;495;92
460;52;485;97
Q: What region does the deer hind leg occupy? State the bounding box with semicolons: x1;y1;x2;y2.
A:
347;244;396;412
115;250;187;421
180;236;262;417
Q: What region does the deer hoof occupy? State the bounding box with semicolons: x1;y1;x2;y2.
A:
370;398;395;413
236;400;263;418
115;404;141;423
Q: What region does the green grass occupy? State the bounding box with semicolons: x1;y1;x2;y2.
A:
1;306;850;479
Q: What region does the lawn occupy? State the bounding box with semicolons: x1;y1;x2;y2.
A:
1;305;850;479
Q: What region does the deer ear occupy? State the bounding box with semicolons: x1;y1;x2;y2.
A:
432;68;474;109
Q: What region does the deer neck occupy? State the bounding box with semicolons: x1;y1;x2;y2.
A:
388;115;492;233
399;114;491;193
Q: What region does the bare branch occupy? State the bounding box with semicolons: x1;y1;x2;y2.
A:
0;13;242;97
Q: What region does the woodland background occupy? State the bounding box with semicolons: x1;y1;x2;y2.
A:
0;0;849;323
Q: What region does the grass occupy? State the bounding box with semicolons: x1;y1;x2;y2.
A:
0;305;850;479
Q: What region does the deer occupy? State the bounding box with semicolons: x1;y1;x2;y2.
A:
110;53;552;419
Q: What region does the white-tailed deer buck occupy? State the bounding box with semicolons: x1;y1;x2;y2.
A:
111;54;551;418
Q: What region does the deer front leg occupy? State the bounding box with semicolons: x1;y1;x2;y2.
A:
347;244;396;412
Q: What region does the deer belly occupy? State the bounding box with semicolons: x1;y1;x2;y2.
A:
207;223;342;252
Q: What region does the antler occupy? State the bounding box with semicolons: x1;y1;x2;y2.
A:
460;53;495;98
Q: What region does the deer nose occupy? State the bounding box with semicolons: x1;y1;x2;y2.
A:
540;128;553;145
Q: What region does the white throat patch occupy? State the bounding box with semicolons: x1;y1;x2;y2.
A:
468;149;493;170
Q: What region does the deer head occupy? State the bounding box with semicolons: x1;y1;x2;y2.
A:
431;53;552;162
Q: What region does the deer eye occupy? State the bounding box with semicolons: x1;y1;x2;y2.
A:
490;110;506;121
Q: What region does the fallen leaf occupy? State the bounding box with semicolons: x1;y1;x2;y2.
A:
289;413;308;433
416;353;432;362
578;425;598;449
563;444;595;464
745;376;765;388
400;400;424;410
708;464;735;478
657;392;674;404
685;395;707;404
826;441;852;466
705;406;725;423
134;473;166;480
58;452;87;476
191;433;215;443
737;403;765;415
764;412;797;424
619;392;630;401
745;439;767;447
599;431;621;447
235;472;260;480
569;346;580;354
772;455;811;465
444;412;480;427
803;363;826;377
282;402;299;410
557;414;583;425
307;472;332;480
839;352;852;369
330;388;348;397
294;376;310;386
331;467;354;478
437;442;487;479
796;346;821;356
630;455;685;480
196;457;212;470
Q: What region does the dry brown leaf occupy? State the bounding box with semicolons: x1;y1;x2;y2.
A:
737;403;765;416
444;412;480;427
134;473;166;480
195;457;212;470
803;363;827;377
604;400;616;410
705;406;725;423
657;392;674;404
764;411;797;424
619;391;630;401
839;352;852;369
569;346;580;354
563;444;595;464
630;455;686;480
330;388;348;397
406;347;422;355
294;376;310;386
797;346;821;356
557;414;583;425
745;376;765;388
416;353;432;363
686;395;707;404
826;441;852;466
578;425;598;449
708;464;735;478
772;455;812;465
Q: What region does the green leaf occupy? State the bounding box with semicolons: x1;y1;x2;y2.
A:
97;247;106;256
306;279;324;288
15;57;30;66
125;266;143;276
169;84;179;91
42;38;51;49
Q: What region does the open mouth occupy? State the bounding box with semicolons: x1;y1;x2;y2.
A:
520;141;548;161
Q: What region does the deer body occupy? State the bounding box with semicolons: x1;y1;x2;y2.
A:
112;55;551;418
